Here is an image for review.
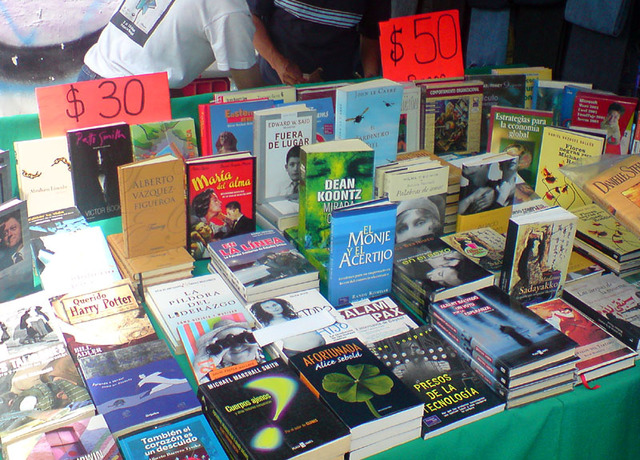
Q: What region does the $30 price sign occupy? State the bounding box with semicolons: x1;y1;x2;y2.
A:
36;72;172;137
379;10;463;83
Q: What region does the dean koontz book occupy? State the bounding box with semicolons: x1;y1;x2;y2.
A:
197;358;351;460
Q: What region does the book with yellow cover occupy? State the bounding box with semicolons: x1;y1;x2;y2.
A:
118;154;186;258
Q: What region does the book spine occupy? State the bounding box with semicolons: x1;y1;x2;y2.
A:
334;91;347;140
575;232;623;262
198;104;212;156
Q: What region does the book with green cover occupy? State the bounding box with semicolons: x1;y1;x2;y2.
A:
130;117;199;161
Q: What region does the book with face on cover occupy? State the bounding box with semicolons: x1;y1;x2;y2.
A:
0;198;35;302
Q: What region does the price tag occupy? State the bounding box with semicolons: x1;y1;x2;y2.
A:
379;10;464;82
36;72;172;137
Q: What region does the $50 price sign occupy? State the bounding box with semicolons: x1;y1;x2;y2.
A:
36;72;172;137
379;10;463;83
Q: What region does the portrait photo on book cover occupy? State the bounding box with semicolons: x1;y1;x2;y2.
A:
395;195;446;244
459;158;518;216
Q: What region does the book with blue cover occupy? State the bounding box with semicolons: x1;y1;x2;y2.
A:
328;198;397;307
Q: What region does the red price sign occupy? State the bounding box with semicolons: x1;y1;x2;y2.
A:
36;72;172;137
379;10;464;82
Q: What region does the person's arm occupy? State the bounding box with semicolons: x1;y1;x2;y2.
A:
230;63;265;89
360;35;381;78
251;14;305;85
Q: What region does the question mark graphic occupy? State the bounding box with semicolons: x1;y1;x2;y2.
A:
245;375;298;450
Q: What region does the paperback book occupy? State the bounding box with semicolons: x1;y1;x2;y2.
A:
130;117;199;161
211;85;296;105
0;198;35;302
441;227;506;276
490;66;552;108
398;83;422;154
531;79;592;127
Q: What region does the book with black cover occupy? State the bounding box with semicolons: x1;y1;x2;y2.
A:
370;325;505;440
198;358;351;460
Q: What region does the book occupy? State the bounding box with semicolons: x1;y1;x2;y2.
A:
441;226;506;276
335;78;404;169
298;138;374;250
370;325;505;440
253;104;316;230
247;288;360;361
500;206;577;306
3;413;121;460
456;152;519;234
13;136;75;216
287;338;424;449
430;285;577;381
143;273;248;354
28;206;89;237
66;122;134;222
212;84;296;105
337;296;420;345
534;126;605;211
0;149;12;204
186;151;256;259
398;83;422;154
528;298;637;382
118;414;226;460
490;66;553;108
118;154;186;258
419;79;483;156
178;311;267;384
486;106;554;187
393;236;495;304
198;358;351;460
280;96;335;142
563;273;640;351
130;117;199;161
0;198;35;302
327;198;397;306
198;98;275;156
531;79;592;127
206;229;318;303
570;90;638;155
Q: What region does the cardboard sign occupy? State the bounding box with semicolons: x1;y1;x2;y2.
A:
380;10;464;82
36;72;172;137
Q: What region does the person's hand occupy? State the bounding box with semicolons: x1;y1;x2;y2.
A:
466;187;496;213
274;58;305;85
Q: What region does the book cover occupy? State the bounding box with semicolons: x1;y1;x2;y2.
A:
186;152;256;260
563;273;640;351
211;85;297;105
28;206;89;237
247;288;359;360
370;325;505;440
500;206;577;306
299;138;374;250
143;273;248;354
118;154;186;258
393;237;495;303
253;104;316;229
430;285;577;379
118;413;226;460
178;311;267;384
534;126;605;211
199;99;275;156
66;122;133;222
486;106;554;187
279;96;335;143
531;80;592;127
198;358;351;460
207;229;318;302
398;83;421;154
528;298;637;381
328;199;397;306
441;227;506;275
0;149;12;205
335;78;404;169
457;153;519;234
490;66;552;108
4;413;121;460
337;296;419;345
13;136;75;216
0;199;35;302
287;338;424;441
130;117;199;161
419;79;483;156
570;90;637;155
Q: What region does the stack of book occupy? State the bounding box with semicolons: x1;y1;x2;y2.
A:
430;286;579;408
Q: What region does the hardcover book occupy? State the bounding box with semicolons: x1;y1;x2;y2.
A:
206;229;318;303
370;325;505;440
500;206;578;306
335;78;404;169
118;154;186;258
440;227;506;276
534;126;604;211
130;117;199;161
0;198;35;302
66;122;133;222
287;338;424;447
430;285;577;380
563;273;640;351
118;414;226;460
13;136;75;216
299;138;374;250
486;106;554;187
327;198;397;306
186;151;256;259
143;273;248;354
198;358;351;460
337;296;420;345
